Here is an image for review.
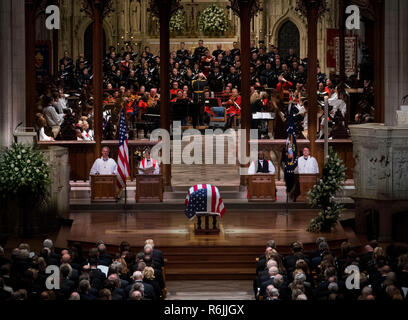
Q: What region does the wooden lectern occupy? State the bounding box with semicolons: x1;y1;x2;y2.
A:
248;174;276;202
135;174;163;203
294;174;319;202
90;175;118;202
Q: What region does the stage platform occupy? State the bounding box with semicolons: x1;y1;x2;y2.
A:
56;209;361;280
69;181;356;212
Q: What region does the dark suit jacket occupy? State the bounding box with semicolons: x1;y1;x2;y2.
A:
47;252;61;266
260;277;275;297
153;249;165;268
125;280;157;301
98;253;113;267
112;287;126;300
59;278;76;300
89;268;106;291
144;278;162;299
80;292;97;300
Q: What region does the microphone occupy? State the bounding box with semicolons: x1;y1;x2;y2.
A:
14;122;23;132
13;122;23;143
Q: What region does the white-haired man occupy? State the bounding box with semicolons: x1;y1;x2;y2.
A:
259;266;280;298
127;271;157;301
265;285;280;300
144;239;165;268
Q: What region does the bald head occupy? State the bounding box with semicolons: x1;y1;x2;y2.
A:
61;254;71;264
69;292;80;300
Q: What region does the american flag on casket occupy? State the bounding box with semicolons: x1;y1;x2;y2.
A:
184;184;226;220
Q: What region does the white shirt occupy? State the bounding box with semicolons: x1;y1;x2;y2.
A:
328;93;347;117
138;158;160;175
38;127;53;142
297;156;319;174
82;130;94;141
248;160;276;175
43;105;64;127
90;157;118;175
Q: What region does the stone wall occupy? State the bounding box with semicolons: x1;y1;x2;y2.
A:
0;0;26;147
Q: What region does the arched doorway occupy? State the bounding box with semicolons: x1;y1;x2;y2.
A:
278;20;300;61
84;23;107;63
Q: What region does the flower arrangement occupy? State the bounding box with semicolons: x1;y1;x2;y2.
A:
198;4;229;35
307;148;347;233
170;9;186;33
0;144;50;202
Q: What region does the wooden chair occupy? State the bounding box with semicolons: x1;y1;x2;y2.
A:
209;106;226;128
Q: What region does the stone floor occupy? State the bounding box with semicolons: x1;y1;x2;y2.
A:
165;280;255;301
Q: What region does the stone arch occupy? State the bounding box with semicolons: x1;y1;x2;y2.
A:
270;12;307;59
75;17;114;58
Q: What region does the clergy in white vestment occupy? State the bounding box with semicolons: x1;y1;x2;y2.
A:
248;151;276;175
90;146;118;175
138;150;160;175
297;147;319;174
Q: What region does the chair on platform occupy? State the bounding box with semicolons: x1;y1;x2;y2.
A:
209;106;226;128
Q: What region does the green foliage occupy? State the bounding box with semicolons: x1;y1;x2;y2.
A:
198;4;228;35
0;144;50;203
307;148;347;233
170;9;186;33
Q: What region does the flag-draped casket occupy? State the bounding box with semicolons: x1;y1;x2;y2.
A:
184;184;226;220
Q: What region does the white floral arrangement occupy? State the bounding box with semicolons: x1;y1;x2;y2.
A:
307;148;347;233
170;9;186;33
0;144;50;201
198;4;228;35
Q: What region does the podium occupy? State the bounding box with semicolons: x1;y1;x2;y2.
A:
248;174;276;202
135;174;163;203
294;174;319;202
90;175;118;202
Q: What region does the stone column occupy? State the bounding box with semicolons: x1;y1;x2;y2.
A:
0;0;26;147
306;4;319;157
158;1;171;187
384;0;408;126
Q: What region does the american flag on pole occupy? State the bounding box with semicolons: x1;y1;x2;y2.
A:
184;184;226;220
117;109;130;191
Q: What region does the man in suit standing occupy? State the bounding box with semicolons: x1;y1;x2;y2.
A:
145;239;165;268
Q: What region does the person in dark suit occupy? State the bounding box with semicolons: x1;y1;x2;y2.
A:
104;274;126;300
57;264;76;300
85;258;106;291
78;279;96;300
97;243;113;267
126;271;157;301
43;239;61;266
143;267;162;300
144;240;165;268
259;266;279;298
